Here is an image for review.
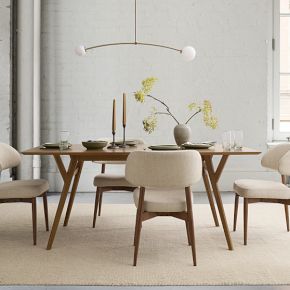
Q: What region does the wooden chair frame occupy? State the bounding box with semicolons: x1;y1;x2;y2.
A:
133;186;196;266
233;175;290;245
0;192;49;245
92;163;137;227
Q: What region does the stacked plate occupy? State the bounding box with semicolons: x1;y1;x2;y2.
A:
148;145;180;151
41;143;72;149
181;142;214;149
111;140;138;147
148;142;215;151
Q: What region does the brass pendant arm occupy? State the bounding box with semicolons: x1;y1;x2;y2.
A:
85;42;182;53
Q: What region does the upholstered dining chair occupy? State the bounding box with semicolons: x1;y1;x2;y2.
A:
92;139;144;227
0;143;49;245
125;150;202;266
233;143;290;245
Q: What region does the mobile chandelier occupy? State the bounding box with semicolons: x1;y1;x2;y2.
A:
75;0;196;61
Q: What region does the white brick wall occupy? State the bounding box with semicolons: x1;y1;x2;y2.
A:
41;0;276;192
0;0;11;144
0;0;11;181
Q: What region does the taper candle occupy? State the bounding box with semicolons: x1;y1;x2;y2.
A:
123;93;126;127
112;99;116;133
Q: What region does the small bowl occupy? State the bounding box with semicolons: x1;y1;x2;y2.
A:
82;140;108;150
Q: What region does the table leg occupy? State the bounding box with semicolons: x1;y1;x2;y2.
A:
63;161;84;226
203;155;234;251
46;157;78;250
202;164;219;227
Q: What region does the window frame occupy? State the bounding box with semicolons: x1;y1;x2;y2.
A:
273;0;290;140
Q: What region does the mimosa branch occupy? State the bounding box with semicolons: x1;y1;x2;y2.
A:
155;112;171;116
147;94;179;124
185;109;202;124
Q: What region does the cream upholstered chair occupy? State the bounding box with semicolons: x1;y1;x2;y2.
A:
92;161;136;227
233;143;290;245
0;143;49;245
92;139;144;227
125;150;202;266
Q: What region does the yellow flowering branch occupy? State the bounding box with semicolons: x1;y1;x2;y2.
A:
134;77;218;133
185;109;202;124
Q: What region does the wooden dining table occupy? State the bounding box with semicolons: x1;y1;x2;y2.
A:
22;144;261;250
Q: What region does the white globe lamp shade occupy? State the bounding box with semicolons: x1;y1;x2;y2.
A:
181;46;196;61
75;45;86;56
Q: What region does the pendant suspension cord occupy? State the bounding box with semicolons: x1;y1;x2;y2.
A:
84;0;183;54
134;0;137;44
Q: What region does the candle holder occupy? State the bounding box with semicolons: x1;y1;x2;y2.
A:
119;125;127;148
108;132;118;149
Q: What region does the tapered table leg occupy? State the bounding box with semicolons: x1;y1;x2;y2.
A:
202;164;219;227
63;161;84;226
203;155;234;251
46;157;78;250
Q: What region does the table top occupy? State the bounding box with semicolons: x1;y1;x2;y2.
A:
22;144;261;160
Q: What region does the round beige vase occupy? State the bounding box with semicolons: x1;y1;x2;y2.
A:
173;124;192;146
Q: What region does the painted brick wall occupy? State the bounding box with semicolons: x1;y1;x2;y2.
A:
0;0;10;144
41;0;275;192
0;0;11;181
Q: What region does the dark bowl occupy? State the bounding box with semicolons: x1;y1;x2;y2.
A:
82;140;108;150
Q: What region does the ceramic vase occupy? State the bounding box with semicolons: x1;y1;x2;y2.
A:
173;124;191;146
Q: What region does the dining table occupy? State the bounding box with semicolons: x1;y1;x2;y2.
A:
22;144;261;250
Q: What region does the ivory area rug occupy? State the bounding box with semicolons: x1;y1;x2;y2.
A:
0;202;290;285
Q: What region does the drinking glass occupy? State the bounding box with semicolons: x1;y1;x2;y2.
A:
234;130;243;150
222;131;234;151
59;130;70;150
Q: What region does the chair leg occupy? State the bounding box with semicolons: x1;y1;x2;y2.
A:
233;194;239;232
43;193;49;231
98;192;103;216
244;198;248;245
284;204;290;232
133;187;145;266
185;220;191;245
185;187;197;266
32;198;37;245
133;209;138;246
93;188;101;228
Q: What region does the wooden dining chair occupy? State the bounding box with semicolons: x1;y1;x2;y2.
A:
233;143;290;245
0;143;49;245
92;140;144;227
125;150;202;266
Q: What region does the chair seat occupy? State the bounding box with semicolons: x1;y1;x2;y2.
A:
0;179;49;199
93;174;134;187
234;179;290;199
133;188;187;212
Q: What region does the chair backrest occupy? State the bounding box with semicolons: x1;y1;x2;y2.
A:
278;150;290;176
261;143;290;175
0;143;21;171
125;150;202;188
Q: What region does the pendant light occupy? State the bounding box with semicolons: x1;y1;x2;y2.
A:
75;0;196;61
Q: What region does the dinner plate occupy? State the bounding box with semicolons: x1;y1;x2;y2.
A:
148;145;181;151
41;143;72;149
113;140;138;146
181;143;213;149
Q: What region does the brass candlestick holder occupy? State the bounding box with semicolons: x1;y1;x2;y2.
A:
119;125;127;148
108;132;118;149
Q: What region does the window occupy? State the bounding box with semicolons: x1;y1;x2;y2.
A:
273;0;290;139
